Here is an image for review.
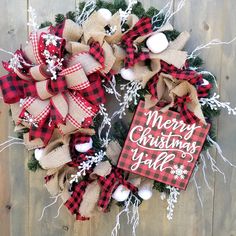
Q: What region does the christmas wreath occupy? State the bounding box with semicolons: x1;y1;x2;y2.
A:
1;0;236;235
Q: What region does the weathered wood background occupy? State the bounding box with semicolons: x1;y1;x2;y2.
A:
0;0;236;235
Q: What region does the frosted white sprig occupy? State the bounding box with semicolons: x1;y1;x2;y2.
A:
43;49;64;80
98;104;111;147
166;186;180;220
103;76;121;101
112;80;142;119
0;48;34;70
42;34;61;47
200;93;236;115
119;0;138;26
21;111;39;127
27;6;39;32
69;150;105;184
75;0;96;26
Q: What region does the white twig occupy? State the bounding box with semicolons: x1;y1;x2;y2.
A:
53;201;64;218
206;149;226;183
188;37;236;60
192;164;203;208
207;135;236;168
75;0;96;26
152;0;186;30
38;194;62;221
200;93;236;115
200;153;213;192
0;136;24;153
111;194;140;236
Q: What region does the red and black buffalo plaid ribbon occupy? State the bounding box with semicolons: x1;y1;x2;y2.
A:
79;72;106;106
89;41;105;67
175;95;200;124
68;132;94;167
64;167;137;220
121;17;153;68
147;61;212;100
27;116;54;145
161;61;203;85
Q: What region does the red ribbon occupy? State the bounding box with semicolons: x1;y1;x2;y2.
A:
64;167;137;220
175;95;200;124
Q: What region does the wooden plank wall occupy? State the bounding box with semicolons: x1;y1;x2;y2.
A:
0;0;236;235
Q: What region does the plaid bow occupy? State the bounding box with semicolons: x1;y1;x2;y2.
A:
97;167;137;210
65;167;137;220
147;61;212;99
0;29;104;145
121;17;153;68
175;95;200;124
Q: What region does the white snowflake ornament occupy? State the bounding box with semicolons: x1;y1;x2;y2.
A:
170;165;188;180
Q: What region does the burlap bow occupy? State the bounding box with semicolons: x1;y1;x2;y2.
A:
0;21;104;145
145;73;206;124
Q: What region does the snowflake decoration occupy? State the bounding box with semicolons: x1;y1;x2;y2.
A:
42;50;64;80
170;165;188;180
42;34;61;47
21;111;38;127
69;150;105;184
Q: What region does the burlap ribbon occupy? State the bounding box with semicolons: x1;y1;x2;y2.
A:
64;161;138;220
145;73;206;123
0;21;103;145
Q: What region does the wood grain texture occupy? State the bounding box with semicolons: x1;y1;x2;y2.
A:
0;0;236;235
0;0;28;236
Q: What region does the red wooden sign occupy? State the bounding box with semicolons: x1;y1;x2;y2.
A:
118;101;210;190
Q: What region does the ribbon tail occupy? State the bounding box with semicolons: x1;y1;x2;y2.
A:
29;117;54;146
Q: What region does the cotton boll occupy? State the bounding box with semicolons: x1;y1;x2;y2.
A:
34;148;44;161
120;68;135;81
146;32;169;54
75;138;93;153
112;184;131;202
138;180;153;200
138;188;153;200
97;8;112;22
